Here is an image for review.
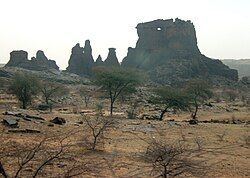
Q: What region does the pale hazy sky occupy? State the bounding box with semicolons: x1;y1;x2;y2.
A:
0;0;249;69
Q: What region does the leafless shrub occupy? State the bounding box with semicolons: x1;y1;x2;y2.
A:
126;99;141;119
194;136;204;150
242;135;250;146
179;128;187;142
0;130;95;178
95;103;104;116
216;130;227;141
82;114;115;150
143;139;206;178
79;87;93;108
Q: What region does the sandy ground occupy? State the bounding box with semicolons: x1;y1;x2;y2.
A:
0;92;249;178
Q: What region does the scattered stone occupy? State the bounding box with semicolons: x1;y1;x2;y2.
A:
2;118;19;128
47;123;54;127
204;103;213;107
26;114;45;121
3;111;45;121
232;119;242;124
8;129;40;133
189;119;198;125
37;103;50;111
50;117;66;125
76;121;83;124
167;121;181;126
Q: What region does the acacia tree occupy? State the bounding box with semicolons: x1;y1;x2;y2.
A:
40;81;68;110
185;80;212;120
94;67;141;115
151;87;190;121
9;73;40;109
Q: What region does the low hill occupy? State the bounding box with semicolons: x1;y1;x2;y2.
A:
222;59;250;78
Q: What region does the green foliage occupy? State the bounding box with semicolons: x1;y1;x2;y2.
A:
185;80;213;120
94;67;142;115
9;73;40;109
151;87;190;120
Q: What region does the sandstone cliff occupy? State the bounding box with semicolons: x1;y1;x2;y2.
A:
5;50;59;71
66;40;94;76
103;48;120;67
121;18;238;84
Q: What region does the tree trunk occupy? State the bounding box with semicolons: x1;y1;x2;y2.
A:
22;100;26;109
45;97;49;105
192;100;198;120
159;108;168;121
92;136;97;150
110;101;114;116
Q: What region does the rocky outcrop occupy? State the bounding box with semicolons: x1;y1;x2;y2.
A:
121;18;238;84
94;55;104;67
6;50;28;67
66;40;94;76
104;48;120;67
5;50;59;71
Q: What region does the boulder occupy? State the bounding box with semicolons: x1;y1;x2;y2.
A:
189;119;198;125
2;118;19;128
50;117;66;125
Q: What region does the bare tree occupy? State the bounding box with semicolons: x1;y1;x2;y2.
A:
0;130;95;178
82;114;115;150
79;87;93;108
40;81;69;111
143;139;206;178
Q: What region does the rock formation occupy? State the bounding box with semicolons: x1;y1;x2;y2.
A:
66;40;94;76
121;18;238;84
5;50;59;71
104;48;120;67
94;55;104;67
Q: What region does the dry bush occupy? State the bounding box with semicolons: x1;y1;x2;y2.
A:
0;130;98;178
242;135;250;146
194;136;204;150
81;114;115;150
216;130;227;141
142;139;206;178
179;128;187;142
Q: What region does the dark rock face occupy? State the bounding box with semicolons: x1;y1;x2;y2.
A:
5;50;59;71
6;50;28;66
50;117;66;125
66;40;94;76
104;48;120;67
121;18;238;84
